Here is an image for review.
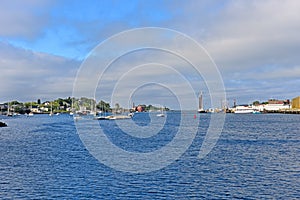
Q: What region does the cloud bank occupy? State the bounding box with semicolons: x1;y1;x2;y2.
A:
0;0;299;108
0;42;79;102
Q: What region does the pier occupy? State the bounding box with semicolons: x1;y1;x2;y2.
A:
266;109;300;114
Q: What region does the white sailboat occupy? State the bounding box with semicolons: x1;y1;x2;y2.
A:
28;113;34;116
89;99;97;116
28;102;34;116
7;102;13;116
94;102;109;120
49;102;53;116
70;98;74;116
157;106;165;117
95;111;108;120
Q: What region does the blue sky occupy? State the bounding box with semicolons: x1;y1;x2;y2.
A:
1;0;300;109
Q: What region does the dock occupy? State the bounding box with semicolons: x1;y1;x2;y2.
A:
265;109;300;114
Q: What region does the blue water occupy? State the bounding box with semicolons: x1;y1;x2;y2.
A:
0;113;299;199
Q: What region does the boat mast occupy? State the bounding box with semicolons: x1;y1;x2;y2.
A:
7;102;10;116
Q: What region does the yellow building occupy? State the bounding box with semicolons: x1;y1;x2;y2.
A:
292;96;300;109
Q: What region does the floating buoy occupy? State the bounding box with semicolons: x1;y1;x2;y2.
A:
193;114;197;119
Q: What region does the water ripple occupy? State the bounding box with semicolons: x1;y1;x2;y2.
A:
0;113;299;199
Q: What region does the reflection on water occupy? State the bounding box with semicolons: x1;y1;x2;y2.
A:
0;113;299;199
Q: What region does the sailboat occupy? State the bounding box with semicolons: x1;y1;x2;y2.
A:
70;98;74;116
89;99;97;116
28;102;34;116
157;106;165;117
49;102;53;116
94;102;108;120
7;102;13;117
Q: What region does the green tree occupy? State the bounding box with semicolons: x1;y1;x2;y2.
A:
97;100;111;112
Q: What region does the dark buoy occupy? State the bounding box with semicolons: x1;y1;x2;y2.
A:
0;121;7;127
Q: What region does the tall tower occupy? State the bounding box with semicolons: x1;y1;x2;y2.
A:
198;91;205;113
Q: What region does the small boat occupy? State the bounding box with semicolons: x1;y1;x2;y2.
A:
73;116;82;121
70;98;74;116
105;115;131;120
252;110;261;114
94;106;109;120
7;103;13;116
157;106;165;117
28;102;34;116
49;102;53;116
198;109;206;113
94;116;109;120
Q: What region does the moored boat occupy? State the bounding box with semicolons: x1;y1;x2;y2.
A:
234;105;254;114
252;110;261;114
28;112;34;117
105;115;131;120
157;106;165;117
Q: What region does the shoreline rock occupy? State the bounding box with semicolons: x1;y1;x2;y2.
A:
0;121;7;127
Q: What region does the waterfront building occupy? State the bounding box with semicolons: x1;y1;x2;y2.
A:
30;106;38;113
245;99;291;112
268;99;289;105
292;96;300;109
264;103;290;111
259;99;290;111
40;107;49;112
252;104;265;112
30;106;42;113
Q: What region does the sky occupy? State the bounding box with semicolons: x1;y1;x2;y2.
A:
1;0;300;109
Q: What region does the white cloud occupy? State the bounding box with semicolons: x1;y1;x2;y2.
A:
1;0;300;107
204;0;300;69
0;42;79;102
192;0;300;103
0;0;53;39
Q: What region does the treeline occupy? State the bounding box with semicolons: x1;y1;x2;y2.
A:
1;97;170;114
1;97;112;114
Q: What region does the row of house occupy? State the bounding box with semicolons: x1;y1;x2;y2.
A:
30;102;71;113
0;100;72;115
232;96;300;113
252;99;291;111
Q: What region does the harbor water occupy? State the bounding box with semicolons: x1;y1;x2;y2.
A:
0;113;299;199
